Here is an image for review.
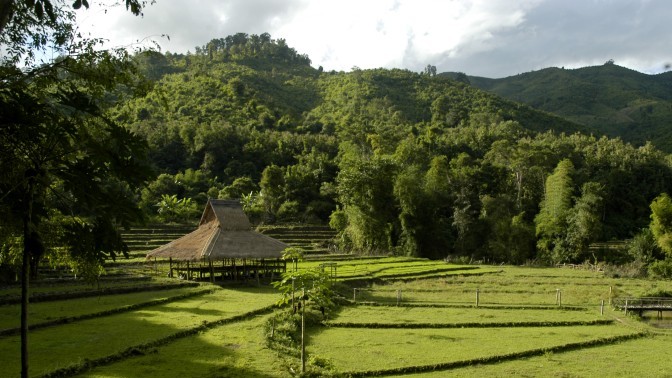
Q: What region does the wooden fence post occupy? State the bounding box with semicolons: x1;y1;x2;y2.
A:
600;300;604;315
476;288;480;307
609;286;612;305
353;288;357;303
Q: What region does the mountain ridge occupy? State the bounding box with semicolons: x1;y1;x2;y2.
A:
441;64;672;151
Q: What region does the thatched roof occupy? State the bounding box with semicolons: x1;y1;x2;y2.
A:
146;199;287;261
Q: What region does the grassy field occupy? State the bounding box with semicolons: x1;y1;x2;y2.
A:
0;284;278;377
0;286;209;330
330;305;605;325
308;325;640;374
2;256;672;377
76;315;285;378
386;334;672;377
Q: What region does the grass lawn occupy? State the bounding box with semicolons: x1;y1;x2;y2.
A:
0;286;278;377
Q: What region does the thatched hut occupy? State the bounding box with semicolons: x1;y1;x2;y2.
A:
146;199;287;282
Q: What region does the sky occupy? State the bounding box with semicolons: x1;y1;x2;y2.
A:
76;0;672;78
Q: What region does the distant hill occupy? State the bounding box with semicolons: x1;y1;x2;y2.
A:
442;63;672;151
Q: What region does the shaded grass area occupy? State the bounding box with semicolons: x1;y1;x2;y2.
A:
0;286;278;377
386;334;672;377
308;325;641;374
0;286;207;330
75;315;287;378
331;305;606;325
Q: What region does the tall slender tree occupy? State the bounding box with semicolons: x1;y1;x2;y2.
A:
535;159;574;263
1;2;151;377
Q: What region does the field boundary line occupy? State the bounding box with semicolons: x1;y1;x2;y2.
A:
350;302;590;311
0;288;214;338
0;281;200;306
36;304;277;378
324;319;614;329
342;332;648;377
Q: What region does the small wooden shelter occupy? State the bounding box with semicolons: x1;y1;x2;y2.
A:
146;199;287;282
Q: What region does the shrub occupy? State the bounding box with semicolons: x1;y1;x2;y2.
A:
648;259;672;279
277;200;301;221
603;261;647;278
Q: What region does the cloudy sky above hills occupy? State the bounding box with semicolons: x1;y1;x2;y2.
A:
78;0;671;78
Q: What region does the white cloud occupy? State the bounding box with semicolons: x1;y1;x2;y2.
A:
75;0;672;77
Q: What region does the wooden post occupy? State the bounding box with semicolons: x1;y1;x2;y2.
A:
169;257;173;278
301;288;306;374
187;261;191;280
608;286;612;305
556;289;560;305
558;290;562;307
256;260;261;286
353;288;357;303
209;260;214;283
476;288;480;307
625;299;629;315
600;300;604;315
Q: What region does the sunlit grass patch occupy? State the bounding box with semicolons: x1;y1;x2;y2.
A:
332;305;605;325
308;325;639;373
386;334;672;377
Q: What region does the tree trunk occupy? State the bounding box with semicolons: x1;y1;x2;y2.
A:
21;234;29;378
21;179;34;378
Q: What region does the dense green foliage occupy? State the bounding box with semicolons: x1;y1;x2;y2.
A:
113;34;672;266
445;63;672;151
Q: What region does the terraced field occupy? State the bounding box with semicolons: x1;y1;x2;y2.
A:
2;224;672;377
257;224;338;257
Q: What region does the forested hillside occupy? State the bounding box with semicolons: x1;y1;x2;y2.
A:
443;63;672;151
115;34;672;266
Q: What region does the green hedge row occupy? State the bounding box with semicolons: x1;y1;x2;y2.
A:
342;332;647;377
324;319;613;329
37;304;277;378
0;281;200;306
0;288;214;337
